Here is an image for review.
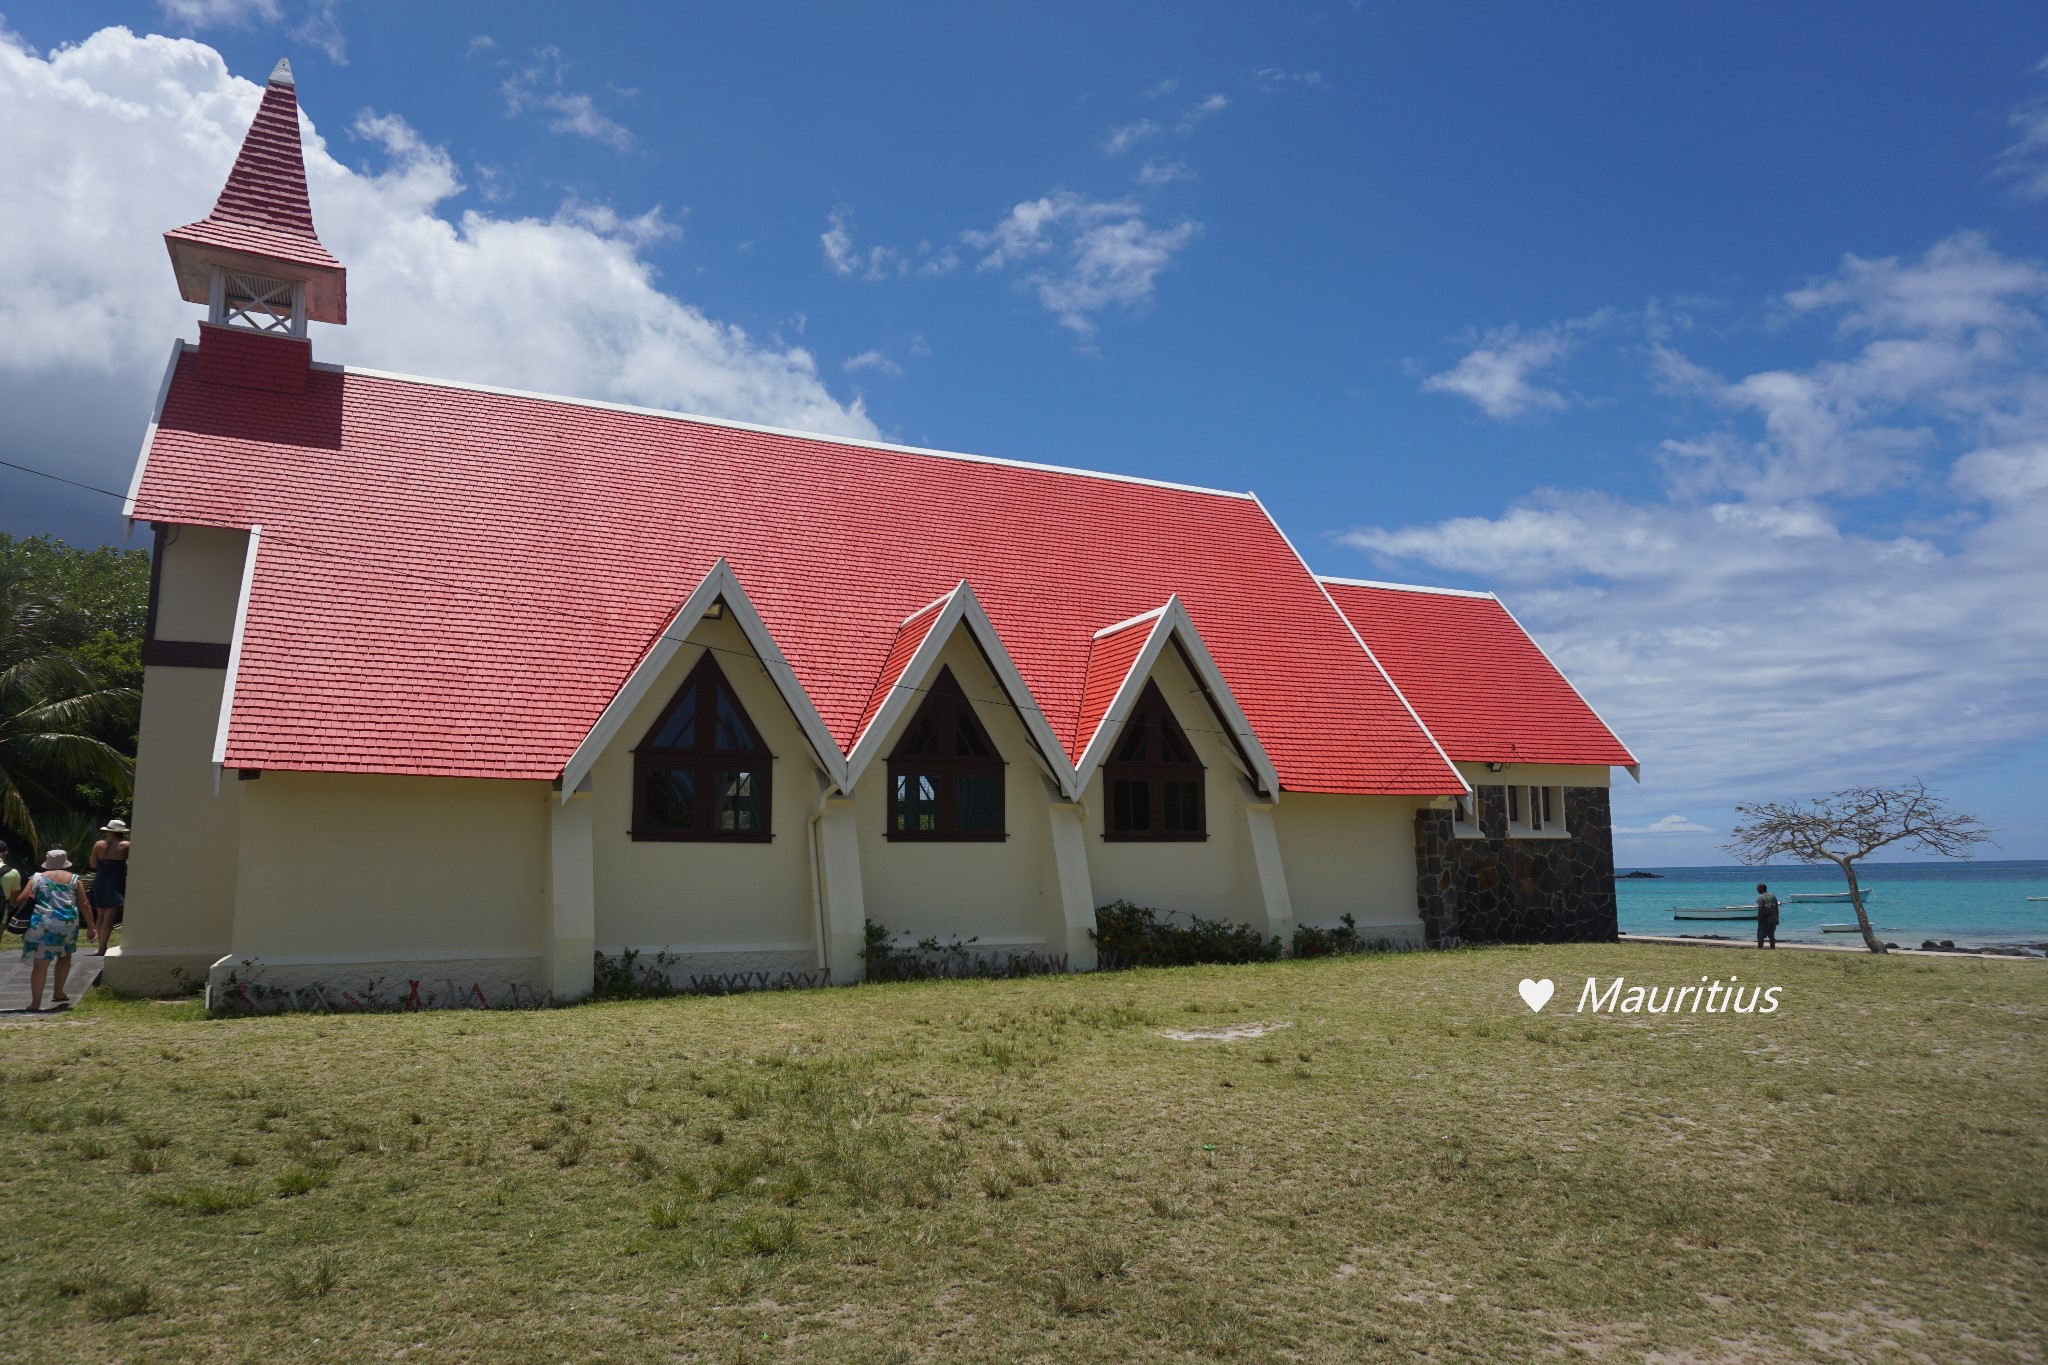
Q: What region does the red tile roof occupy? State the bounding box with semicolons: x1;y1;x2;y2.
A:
1319;579;1636;769
132;356;1468;795
853;594;949;747
163;69;346;322
1074;612;1157;755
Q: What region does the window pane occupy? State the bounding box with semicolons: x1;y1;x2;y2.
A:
1111;778;1150;832
1507;784;1520;822
893;772;940;833
642;766;695;830
1159;725;1194;765
1163;780;1201;833
952;709;992;758
713;688;761;752
955;774;1000;833
650;684;699;748
898;710;941;757
1542;787;1555;825
715;770;762;831
1114;719;1151;763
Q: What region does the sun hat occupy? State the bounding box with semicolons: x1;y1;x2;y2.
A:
101;819;129;834
42;850;71;870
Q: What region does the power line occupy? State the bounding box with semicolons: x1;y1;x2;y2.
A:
3;454;1459;787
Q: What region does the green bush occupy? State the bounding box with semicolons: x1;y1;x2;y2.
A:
861;921;1064;982
1292;913;1406;958
1090;901;1282;970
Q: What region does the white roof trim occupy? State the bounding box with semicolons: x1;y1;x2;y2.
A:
122;339;189;539
209;524;263;770
1316;575;1495;600
1091;603;1170;640
1486;594;1643;781
901;592;952;628
318;361;1256;503
1071;595;1283;799
557;559;848;802
842;581;1080;799
1249;494;1469;796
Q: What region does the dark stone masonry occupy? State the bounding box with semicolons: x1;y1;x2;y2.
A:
1414;786;1618;945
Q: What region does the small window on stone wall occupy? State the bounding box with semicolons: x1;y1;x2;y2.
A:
1506;784;1567;839
1451;791;1482;838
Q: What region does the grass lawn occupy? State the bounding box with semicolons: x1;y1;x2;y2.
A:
1;943;2044;1363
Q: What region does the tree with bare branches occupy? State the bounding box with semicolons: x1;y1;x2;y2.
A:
1725;781;1992;954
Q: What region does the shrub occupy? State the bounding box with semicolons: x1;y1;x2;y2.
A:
862;920;1065;982
1291;913;1408;958
1091;901;1283;970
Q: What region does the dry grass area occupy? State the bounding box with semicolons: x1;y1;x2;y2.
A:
0;943;2044;1363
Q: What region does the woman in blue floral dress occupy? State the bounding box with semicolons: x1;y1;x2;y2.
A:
12;850;91;1012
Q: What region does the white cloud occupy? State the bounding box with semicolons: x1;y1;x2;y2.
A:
962;192;1200;336
1346;233;2048;810
501;47;630;149
1250;67;1322;93
157;0;281;25
1420;322;1579;420
1615;815;1716;836
1102;119;1159;156
0;24;873;542
1177;93;1227;134
466;34;495;58
821;205;905;280
1999;55;2048;199
1140;78;1179;100
291;0;346;64
1137;158;1195;187
843;349;903;377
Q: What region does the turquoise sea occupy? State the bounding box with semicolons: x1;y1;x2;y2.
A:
1615;860;2048;948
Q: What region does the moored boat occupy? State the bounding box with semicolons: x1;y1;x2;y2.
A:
1788;890;1875;903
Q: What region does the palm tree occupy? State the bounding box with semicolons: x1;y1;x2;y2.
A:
0;562;137;855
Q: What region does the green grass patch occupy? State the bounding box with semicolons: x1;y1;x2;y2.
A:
0;944;2042;1361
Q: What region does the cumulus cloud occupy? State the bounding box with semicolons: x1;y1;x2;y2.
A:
1420;322;1582;420
1137;158;1195;187
1346;233;2048;810
963;192;1199;336
291;0;346;64
1615;815;1716;836
0;25;873;542
1176;93;1227;134
500;46;631;149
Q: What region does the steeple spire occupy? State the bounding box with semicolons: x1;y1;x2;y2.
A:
164;57;346;331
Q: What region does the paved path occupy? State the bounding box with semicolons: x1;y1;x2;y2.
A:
0;945;108;1016
1622;933;2044;961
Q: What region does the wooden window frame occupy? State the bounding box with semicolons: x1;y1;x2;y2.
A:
885;667;1007;843
1102;679;1207;843
631;653;775;843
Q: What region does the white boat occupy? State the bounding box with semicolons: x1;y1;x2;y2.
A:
1673;909;1757;920
1819;924;1862;933
1788;890;1874;903
2028;897;2048;902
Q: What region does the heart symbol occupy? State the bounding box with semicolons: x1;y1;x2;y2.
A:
1518;978;1555;1013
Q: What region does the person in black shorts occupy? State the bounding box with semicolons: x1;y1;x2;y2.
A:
1755;882;1779;950
89;819;130;955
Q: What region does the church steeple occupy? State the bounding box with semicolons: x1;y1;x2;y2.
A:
164;58;347;338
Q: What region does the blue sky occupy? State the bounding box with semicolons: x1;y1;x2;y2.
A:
3;1;2046;861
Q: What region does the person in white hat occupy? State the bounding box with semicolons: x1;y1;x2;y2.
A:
11;850;93;1011
88;818;130;955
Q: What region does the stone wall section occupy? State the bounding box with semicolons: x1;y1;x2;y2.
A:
1413;787;1617;945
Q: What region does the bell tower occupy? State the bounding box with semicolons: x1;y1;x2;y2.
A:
164;58;345;391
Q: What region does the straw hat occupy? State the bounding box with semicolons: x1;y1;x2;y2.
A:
42;849;71;869
101;819;130;834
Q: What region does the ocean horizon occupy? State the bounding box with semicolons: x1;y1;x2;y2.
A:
1612;858;2048;948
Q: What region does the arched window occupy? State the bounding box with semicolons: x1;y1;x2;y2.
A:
1104;679;1205;841
632;654;774;841
887;667;1005;841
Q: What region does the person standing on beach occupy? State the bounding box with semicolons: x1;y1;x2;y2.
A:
88;819;130;955
1755;882;1780;950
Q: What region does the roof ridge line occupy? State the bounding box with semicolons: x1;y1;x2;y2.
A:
315;361;1261;503
1316;575;1496;599
1091;602;1170;639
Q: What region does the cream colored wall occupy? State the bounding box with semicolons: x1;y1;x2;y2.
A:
1081;645;1264;924
853;629;1060;949
104;664;244;993
154;524;248;642
1272;794;1426;936
589;611;824;961
1453;762;1611;790
226;771;547;962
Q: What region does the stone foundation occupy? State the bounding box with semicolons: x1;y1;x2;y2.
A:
1415;787;1617;946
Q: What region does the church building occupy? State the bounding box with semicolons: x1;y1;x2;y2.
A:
106;62;1638;1002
